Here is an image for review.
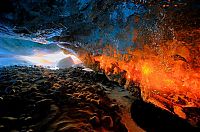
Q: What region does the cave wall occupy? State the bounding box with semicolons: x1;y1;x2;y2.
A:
0;0;147;48
0;0;199;48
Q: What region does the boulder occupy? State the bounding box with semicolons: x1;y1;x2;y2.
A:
57;56;75;69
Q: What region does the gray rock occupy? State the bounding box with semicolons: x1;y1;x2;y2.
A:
57;56;75;69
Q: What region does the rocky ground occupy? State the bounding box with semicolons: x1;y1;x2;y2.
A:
0;66;128;132
0;66;199;132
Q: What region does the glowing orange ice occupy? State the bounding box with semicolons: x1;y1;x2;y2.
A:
90;32;200;119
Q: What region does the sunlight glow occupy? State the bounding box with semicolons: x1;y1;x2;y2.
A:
19;51;82;68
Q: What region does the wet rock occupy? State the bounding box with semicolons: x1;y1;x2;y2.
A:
0;96;3;101
89;116;100;127
90;99;101;105
14;80;23;85
96;88;105;96
0;125;6;132
5;87;13;94
0;66;128;131
101;116;114;129
19;116;33;125
52;83;61;89
110;103;119;111
0;117;18;127
131;100;198;131
1;117;18;121
36;99;53;106
30;87;38;92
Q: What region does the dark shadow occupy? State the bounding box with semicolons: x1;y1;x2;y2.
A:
131;99;200;132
